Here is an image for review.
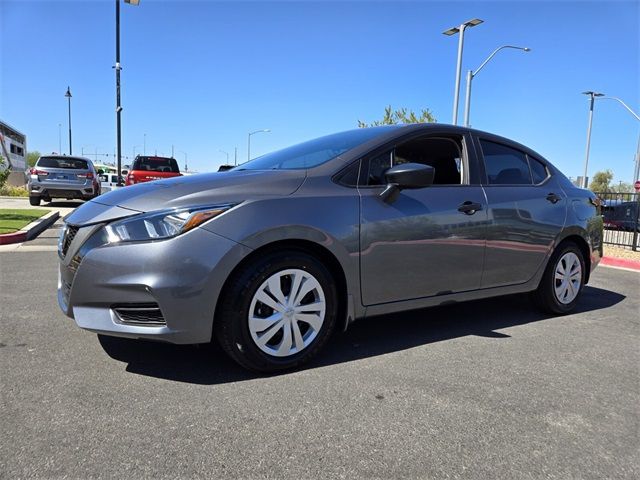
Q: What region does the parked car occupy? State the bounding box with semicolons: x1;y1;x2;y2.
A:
99;173;124;193
57;125;603;372
125;156;181;186
28;155;100;206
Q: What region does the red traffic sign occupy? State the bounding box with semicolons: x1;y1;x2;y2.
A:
635;180;640;192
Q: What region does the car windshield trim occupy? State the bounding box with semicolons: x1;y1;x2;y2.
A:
234;126;401;171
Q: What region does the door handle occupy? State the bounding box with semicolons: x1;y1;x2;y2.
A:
546;193;562;204
458;201;483;215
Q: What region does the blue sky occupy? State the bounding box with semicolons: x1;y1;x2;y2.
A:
1;0;638;182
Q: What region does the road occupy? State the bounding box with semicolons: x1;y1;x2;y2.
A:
1;224;639;479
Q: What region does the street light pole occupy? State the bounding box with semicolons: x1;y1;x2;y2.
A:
247;129;271;162
219;149;229;164
179;151;188;171
463;45;530;127
115;0;140;185
65;87;72;155
443;18;483;125
582;91;604;189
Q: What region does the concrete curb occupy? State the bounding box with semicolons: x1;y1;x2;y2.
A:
600;256;640;272
0;210;60;245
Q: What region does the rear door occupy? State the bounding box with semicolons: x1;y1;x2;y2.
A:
476;137;567;288
359;131;487;306
36;157;89;184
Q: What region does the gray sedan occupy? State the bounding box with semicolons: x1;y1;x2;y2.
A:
57;125;603;372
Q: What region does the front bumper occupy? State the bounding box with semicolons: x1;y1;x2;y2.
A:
58;223;251;344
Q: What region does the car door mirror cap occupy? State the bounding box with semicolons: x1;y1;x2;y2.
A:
379;163;435;203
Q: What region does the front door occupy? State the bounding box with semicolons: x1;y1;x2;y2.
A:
359;134;487;306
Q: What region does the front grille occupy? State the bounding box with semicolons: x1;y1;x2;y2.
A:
114;304;166;326
62;225;79;256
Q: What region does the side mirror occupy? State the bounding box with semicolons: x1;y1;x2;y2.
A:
379;163;435;203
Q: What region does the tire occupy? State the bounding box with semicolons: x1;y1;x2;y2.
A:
29;196;41;206
215;250;338;373
532;241;586;314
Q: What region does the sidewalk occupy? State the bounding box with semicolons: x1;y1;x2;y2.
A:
0;197;80;246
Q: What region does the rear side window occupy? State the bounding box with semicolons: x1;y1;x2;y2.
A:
133;157;180;173
480;140;531;185
37;157;89;170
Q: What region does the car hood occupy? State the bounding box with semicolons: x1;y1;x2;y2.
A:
66;169;306;226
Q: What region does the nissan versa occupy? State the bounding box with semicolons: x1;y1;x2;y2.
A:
57;125;603;372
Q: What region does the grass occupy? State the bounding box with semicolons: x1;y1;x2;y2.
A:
0;209;50;234
0;185;29;197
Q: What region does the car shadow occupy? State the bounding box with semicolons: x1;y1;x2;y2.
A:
98;286;625;385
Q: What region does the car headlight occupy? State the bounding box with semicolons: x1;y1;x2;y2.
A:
104;204;235;243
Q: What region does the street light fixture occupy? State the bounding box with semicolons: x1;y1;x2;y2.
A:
247;129;271;162
65;87;72;155
463;45;530;127
114;0;140;186
581;91;605;188
597;96;640;184
443;18;483;125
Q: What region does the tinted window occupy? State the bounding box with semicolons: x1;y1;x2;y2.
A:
133;156;180;173
481;140;531;185
37;157;89;170
395;137;462;185
335;161;361;186
363;136;463;186
364;151;392;186
529;156;549;184
236;126;400;171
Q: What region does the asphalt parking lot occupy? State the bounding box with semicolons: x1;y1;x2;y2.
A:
1;229;639;478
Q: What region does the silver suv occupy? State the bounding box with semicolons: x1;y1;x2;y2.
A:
28;155;100;206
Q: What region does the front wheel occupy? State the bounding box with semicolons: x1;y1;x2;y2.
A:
215;250;338;372
532;242;586;314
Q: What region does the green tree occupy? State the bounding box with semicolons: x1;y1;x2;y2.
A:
27;150;41;168
0;155;10;188
588;170;614;192
358;105;436;128
611;181;634;193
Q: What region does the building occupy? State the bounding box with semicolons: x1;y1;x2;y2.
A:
0;120;27;186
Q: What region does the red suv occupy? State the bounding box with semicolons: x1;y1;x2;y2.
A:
125;156;181;186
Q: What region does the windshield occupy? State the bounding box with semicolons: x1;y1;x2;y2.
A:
236;127;400;171
37;157;89;170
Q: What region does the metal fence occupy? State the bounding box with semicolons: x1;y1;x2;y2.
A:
595;191;640;251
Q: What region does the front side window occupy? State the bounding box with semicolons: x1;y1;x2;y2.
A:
362;136;464;186
480;140;532;185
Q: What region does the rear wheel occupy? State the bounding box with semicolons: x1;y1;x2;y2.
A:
29;196;40;206
215;250;338;372
532;242;585;314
